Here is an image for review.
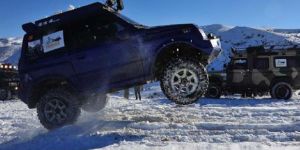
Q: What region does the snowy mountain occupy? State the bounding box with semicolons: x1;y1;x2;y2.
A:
201;24;300;71
0;37;22;65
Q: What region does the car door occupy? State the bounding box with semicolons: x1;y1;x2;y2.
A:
251;57;270;88
227;58;251;88
66;14;144;91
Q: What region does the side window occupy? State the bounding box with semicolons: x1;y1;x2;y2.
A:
26;30;66;59
254;58;269;69
232;59;248;69
274;57;288;68
27;38;43;58
285;56;300;67
42;31;65;53
65;14;124;50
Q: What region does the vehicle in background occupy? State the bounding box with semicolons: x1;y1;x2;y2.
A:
206;45;300;100
0;63;19;100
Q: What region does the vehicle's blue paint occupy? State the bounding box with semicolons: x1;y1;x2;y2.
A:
18;2;220;108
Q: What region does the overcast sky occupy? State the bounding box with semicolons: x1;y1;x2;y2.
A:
0;0;299;37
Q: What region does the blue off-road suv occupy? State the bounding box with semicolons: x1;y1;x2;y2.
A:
19;2;221;129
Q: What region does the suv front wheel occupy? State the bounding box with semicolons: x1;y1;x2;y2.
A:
160;58;209;105
37;88;81;130
271;82;293;100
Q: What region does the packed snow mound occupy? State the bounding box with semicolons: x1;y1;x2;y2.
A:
0;37;22;65
202;25;300;71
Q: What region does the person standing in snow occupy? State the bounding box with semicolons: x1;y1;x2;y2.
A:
105;0;124;12
124;88;129;99
134;85;142;100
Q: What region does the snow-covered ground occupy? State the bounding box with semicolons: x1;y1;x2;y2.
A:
1;25;300;149
0;83;300;150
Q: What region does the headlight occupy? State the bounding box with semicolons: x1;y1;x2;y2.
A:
210;39;221;48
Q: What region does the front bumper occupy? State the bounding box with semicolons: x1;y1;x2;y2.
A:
208;39;222;64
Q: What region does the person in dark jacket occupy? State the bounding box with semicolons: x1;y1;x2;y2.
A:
105;0;124;12
124;88;129;99
134;86;142;100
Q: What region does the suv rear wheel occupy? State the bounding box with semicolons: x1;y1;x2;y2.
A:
271;82;293;100
37;88;81;130
160;58;209;105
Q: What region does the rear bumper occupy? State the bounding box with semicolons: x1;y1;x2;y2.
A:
18;81;32;107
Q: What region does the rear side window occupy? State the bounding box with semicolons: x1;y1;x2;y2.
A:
42;31;65;53
286;56;300;67
254;58;269;69
27;39;43;57
26;30;66;58
274;56;300;68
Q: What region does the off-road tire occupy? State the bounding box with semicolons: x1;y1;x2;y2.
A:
271;82;293;100
205;84;221;99
0;89;8;101
160;58;209;105
37;88;81;130
82;94;108;113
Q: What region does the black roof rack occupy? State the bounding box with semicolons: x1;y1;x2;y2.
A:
22;2;110;34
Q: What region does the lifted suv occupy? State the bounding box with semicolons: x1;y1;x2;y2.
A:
206;46;300;100
19;2;221;129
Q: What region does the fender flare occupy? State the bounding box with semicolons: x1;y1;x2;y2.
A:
149;41;207;78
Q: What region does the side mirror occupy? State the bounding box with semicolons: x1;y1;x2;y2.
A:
207;33;217;39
